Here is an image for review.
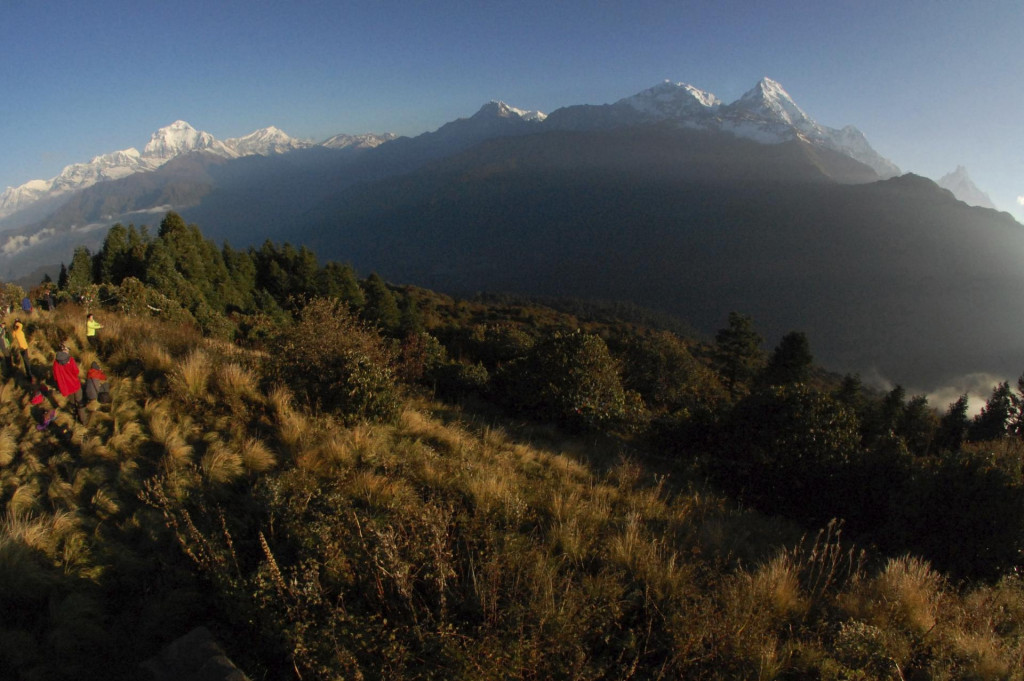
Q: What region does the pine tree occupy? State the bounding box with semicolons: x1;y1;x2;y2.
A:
361;273;401;334
714;312;763;398
319;262;364;309
66;246;94;293
935;394;970;452
970;382;1015;441
761;330;813;386
97;223;131;283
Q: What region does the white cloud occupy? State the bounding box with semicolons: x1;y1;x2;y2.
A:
1017;196;1024;206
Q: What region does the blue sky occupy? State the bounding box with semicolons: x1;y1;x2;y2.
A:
2;0;1021;220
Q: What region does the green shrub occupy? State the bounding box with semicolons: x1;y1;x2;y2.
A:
495;330;642;431
714;384;861;522
269;298;400;424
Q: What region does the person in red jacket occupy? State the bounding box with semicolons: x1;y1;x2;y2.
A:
84;361;111;404
52;344;88;424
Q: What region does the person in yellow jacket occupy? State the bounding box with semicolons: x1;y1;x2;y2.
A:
11;318;31;377
86;313;103;350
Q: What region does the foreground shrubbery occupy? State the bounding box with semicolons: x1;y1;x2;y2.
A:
0;299;1020;679
3;215;1023;677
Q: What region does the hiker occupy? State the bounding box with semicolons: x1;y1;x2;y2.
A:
0;320;12;378
84;361;111;404
11;319;31;377
21;297;32;315
28;381;56;431
86;313;103;350
52;344;88;424
45;289;56;312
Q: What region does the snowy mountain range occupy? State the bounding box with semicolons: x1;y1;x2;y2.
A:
602;77;902;179
0;121;392;221
0;77;997;235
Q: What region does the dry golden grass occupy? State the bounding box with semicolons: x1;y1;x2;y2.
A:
201;441;245;484
91;486;121;518
0;426;17;467
238;436;277;473
171;349;213;403
851;556;942;636
7;483;41;517
144;399;194;466
213;362;259;403
0;377;16;405
276;406;309;456
465;468;525;522
46;477;77;511
79;435;116;463
348;470;416;510
746;553;808;622
138;341;174;374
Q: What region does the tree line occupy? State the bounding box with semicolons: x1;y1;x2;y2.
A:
49;213;1024;582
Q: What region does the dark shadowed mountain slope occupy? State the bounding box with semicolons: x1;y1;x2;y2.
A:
293;126;1024;390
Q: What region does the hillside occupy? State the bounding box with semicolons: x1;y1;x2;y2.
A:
2;218;1024;678
290;127;1024;391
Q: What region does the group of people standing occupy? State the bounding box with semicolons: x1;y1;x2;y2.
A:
0;309;108;426
50;343;110;425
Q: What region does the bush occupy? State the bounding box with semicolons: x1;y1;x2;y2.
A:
269;298;400;424
429;361;490;399
714;384;861;522
495;330;642;431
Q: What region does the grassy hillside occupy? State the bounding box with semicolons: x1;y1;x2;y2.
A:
2;284;1023;679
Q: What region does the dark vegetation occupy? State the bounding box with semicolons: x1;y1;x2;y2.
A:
1;212;1023;679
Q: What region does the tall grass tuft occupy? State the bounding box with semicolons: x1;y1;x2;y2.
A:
145;399;193;465
8;482;40;516
237;436;276;473
201;441;245;484
0;426;17;467
873;555;943;635
170;349;212;403
214;362;259;404
138;341;174;374
748;553;808;622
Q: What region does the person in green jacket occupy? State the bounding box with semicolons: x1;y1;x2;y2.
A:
86;313;103;350
0;320;12;378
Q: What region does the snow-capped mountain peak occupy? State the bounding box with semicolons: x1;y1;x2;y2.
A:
143;120;237;161
618;80;721;119
727;77;815;130
321;132;399;150
475;101;547;122
224;126;313;156
937;166;997;209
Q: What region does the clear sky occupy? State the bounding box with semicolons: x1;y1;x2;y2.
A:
2;0;1021;221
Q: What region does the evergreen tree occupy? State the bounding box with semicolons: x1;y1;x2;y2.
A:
935;394;970;452
361;273;401;334
902;394;937;456
317;262;364;309
713;312;763;398
970;382;1016;441
292;246;320;296
761;330;813;386
67;246;94;293
222;243;257;312
57;263;68;291
398;292;424;336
